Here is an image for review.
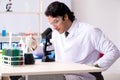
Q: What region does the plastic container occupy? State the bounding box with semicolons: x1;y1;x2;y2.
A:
2;27;7;37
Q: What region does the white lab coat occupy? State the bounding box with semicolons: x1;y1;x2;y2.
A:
34;19;120;80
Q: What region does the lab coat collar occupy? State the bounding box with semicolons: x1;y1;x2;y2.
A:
66;19;79;38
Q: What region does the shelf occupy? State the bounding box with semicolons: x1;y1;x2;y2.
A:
0;12;42;15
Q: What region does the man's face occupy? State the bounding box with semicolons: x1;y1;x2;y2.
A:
47;16;66;34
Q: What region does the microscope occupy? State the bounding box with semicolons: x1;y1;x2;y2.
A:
41;28;55;62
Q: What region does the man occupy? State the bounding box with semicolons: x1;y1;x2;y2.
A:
32;1;120;80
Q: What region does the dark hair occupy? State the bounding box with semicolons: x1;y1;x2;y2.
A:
45;1;75;22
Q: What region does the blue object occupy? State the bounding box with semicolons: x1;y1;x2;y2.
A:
40;38;46;43
48;51;55;59
34;54;43;59
2;29;7;37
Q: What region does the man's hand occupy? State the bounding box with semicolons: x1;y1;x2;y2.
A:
26;36;38;52
31;37;38;50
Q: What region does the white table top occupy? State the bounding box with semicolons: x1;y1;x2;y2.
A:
0;60;103;76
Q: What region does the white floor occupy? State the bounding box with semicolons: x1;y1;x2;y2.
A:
102;58;120;80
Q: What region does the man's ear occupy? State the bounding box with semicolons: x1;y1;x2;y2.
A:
63;14;68;20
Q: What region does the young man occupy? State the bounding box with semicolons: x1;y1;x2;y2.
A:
32;1;120;80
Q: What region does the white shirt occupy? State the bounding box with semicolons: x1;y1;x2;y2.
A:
35;19;120;80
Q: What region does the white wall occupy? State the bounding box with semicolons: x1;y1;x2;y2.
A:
0;0;39;34
72;0;120;80
72;0;120;48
